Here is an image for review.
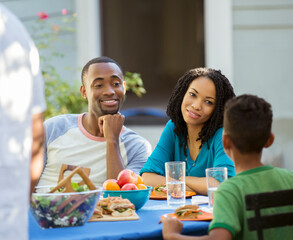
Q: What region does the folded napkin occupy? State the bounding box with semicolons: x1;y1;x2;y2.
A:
199;206;213;213
191;195;209;205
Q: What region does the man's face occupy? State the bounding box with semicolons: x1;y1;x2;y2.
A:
81;62;126;117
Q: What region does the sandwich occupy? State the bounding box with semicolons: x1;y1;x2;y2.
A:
174;205;202;219
97;196;135;217
107;198;135;217
92;206;103;218
153;184;167;197
97;196;121;215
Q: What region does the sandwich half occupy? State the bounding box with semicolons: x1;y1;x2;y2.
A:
174;205;201;219
98;196;122;215
153;184;167;197
92;206;103;218
108;198;135;217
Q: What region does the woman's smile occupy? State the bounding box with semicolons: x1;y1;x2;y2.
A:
187;109;201;119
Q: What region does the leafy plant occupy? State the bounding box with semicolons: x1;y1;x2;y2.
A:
124;72;146;97
30;10;146;119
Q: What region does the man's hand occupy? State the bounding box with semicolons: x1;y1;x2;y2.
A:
98;113;125;140
98;113;125;179
161;215;183;240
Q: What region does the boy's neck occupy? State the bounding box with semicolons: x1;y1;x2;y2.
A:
232;150;264;174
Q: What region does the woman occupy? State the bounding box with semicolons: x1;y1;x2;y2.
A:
140;68;236;195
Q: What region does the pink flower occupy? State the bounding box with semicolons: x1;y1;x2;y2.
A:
37;11;49;20
61;9;67;15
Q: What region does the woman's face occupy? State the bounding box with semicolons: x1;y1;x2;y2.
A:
181;76;216;129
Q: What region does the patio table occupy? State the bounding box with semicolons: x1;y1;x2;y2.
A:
29;197;210;240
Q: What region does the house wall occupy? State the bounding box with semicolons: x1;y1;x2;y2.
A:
1;0;79;83
204;0;233;82
232;0;293;170
75;0;101;68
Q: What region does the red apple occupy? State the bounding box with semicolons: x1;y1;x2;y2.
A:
117;169;138;187
121;183;139;190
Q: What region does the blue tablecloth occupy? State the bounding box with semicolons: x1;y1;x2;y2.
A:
29;198;210;240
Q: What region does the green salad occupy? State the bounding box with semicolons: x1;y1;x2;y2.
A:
51;182;90;193
31;183;99;228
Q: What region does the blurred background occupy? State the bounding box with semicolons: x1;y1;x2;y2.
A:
1;0;293;171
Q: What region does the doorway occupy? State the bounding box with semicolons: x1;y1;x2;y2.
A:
101;0;205;113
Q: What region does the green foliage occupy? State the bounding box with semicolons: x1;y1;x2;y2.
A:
124;72;146;98
30;11;146;119
43;70;87;118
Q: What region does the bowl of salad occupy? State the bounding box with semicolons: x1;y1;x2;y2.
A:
30;183;102;228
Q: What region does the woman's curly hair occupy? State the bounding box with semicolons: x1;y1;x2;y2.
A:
166;68;235;156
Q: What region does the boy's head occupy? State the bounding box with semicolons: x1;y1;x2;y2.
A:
224;94;273;154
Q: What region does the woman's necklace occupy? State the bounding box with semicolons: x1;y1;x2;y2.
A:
185;136;201;175
185;155;197;176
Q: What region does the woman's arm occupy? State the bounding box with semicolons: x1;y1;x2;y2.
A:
140;120;176;180
143;173;208;195
185;176;208;195
142;172;166;187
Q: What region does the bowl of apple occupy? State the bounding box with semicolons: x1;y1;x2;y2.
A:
102;169;152;210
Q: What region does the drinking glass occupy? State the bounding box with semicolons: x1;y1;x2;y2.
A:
165;161;186;207
205;167;227;208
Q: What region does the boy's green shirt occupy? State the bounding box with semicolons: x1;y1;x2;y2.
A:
209;165;293;240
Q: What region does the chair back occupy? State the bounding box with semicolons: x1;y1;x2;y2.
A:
245;189;293;240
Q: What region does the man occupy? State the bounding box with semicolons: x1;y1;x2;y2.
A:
37;56;152;187
0;4;46;240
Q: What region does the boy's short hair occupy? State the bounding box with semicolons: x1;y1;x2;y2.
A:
224;94;273;154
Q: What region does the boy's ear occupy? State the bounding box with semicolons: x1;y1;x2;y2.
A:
264;133;275;148
223;133;232;150
222;134;231;150
80;85;87;99
222;133;232;158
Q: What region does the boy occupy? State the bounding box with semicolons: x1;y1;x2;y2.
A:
161;94;293;240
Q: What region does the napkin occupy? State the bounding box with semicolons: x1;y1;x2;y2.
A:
199;206;213;213
191;195;209;205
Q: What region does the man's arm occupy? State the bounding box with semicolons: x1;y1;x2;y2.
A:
98;113;125;179
30;112;45;196
161;215;232;240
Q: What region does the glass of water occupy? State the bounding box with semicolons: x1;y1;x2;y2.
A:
165;161;186;207
205;167;227;209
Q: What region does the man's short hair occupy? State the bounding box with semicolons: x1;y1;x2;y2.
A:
81;56;123;85
224;94;273;154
